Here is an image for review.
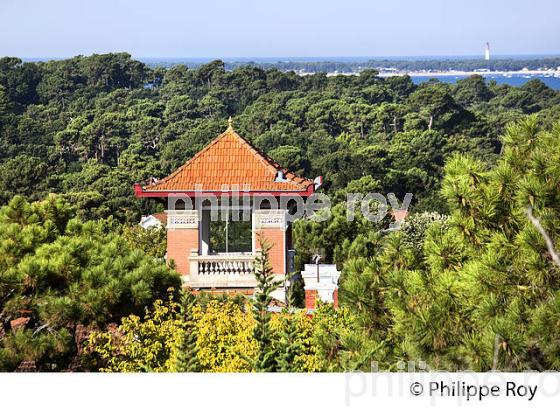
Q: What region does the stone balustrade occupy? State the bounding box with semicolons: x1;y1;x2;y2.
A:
185;250;259;288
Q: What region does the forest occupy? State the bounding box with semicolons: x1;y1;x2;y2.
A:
1;53;560;372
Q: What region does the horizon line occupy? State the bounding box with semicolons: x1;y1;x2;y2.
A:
16;52;560;62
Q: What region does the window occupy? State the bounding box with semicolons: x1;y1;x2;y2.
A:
209;210;252;253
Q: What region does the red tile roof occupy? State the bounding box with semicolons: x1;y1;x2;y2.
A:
10;317;30;331
391;210;409;223
15;360;37;372
153;212;167;224
137;124;314;195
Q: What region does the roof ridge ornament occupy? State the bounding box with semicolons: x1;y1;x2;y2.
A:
227;116;233;131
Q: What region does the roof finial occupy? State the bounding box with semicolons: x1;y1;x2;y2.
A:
227;116;233;131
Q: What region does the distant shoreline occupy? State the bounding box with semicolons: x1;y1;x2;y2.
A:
319;69;560;78
15;55;560;83
379;69;560;78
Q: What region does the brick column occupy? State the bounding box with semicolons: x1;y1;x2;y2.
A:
333;289;339;308
253;209;288;275
305;290;317;310
166;210;199;276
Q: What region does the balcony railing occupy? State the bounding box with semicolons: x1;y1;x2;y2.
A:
185;250;259;288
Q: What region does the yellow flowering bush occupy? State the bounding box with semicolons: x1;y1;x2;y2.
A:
192;300;257;372
270;312;322;372
87;299;185;372
86;295;356;373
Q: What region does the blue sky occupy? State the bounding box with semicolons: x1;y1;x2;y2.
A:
1;0;558;58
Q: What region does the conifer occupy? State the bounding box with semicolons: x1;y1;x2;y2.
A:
0;195;181;371
249;238;281;372
276;315;301;372
174;291;200;372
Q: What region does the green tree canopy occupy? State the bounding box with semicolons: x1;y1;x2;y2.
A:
0;195;180;371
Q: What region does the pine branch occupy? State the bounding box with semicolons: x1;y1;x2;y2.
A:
526;206;560;268
492;333;500;371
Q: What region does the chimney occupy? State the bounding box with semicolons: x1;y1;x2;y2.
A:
301;263;340;311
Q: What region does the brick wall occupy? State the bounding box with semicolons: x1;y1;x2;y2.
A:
254;228;286;274
167;228;198;275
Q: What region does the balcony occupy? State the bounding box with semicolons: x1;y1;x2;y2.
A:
185;250;259;288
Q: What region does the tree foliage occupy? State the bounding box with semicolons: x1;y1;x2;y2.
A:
248;239;281;372
0;195;181;371
87;297;184;372
339;118;560;371
2;53;560;372
2;54;557;224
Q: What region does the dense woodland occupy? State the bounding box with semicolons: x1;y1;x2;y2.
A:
1;53;560;372
2;53;560;218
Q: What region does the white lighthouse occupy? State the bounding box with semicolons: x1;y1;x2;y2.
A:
485;42;491;61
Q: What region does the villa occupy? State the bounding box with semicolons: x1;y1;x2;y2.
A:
134;118;338;306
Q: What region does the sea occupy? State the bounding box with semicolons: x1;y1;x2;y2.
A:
409;74;560;89
139;56;560;89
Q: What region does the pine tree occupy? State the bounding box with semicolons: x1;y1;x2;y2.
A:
0;195;181;371
339;117;560;371
285;271;305;309
249;238;281;372
174;291;200;372
276;315;301;372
